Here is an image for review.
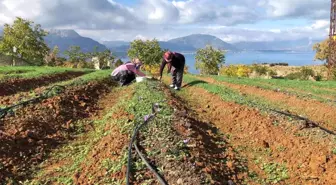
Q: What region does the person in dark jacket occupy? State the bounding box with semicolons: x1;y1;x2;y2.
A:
159;51;185;90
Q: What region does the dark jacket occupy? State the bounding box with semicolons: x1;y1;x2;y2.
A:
159;52;185;77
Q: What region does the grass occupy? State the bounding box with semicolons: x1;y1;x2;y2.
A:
0;66;94;81
210;75;336;100
183;75;278;111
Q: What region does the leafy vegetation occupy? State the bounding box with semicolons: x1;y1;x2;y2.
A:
127;39;164;66
313;38;329;62
212;75;336;100
285;67;315;80
219;65;251;77
0;17;49;66
0;66;93;81
195;45;225;75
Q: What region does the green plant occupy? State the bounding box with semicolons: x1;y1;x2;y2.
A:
195;45;225;75
127;39;164;66
252;64;269;76
261;162;289;184
300;67;315;80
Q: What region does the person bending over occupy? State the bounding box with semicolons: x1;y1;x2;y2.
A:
111;58;146;86
158;51;185;90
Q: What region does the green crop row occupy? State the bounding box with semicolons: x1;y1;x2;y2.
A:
204;75;335;104
0;66;94;81
212;75;336;98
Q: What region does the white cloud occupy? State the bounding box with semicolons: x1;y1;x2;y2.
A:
0;0;331;42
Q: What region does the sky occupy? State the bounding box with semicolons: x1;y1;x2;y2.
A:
0;0;331;43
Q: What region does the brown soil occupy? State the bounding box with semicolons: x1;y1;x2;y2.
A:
0;71;87;96
163;87;250;184
74;89;133;185
174;81;336;184
0;78;115;182
199;76;336;132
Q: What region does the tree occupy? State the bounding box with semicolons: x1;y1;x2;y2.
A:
64;46;86;63
313;38;329;62
44;46;61;66
114;59;123;67
127;39;163;66
195;45;225;75
0;17;49;65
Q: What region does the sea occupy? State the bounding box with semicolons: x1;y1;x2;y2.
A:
120;50;325;74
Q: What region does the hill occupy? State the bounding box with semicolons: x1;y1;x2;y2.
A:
44;29;108;54
167;34;237;51
234;38;322;51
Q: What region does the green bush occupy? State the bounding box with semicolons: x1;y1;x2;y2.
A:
268;69;277;76
252;65;269;76
285;72;302;80
300;67;315;80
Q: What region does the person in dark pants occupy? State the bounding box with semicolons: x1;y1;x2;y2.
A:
111;58;146;86
159;51;185;90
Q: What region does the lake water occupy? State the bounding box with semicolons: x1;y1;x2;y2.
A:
121;51;324;74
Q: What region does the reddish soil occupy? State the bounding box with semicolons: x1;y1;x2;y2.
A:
199;76;336;132
0;71;87;96
163;87;249;184
178;84;336;184
0;78;115;182
74;90;133;185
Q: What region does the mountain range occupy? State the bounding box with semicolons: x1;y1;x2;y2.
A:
0;28;321;57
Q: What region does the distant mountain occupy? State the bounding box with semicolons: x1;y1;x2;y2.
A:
167;34;237;51
103;41;129;49
103;34;236;56
103;40;197;56
234;38;322;51
45;29;108;54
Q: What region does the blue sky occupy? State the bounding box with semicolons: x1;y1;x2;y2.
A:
0;0;331;43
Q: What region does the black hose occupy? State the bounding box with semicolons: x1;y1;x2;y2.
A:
126;101;167;185
0;85;65;119
126;113;155;185
134;142;168;185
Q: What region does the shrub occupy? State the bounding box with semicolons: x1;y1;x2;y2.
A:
285;72;302;80
285;67;315;80
252;64;269;76
142;64;161;76
314;73;323;81
300;67;315;80
268;69;277;76
220;65;251;77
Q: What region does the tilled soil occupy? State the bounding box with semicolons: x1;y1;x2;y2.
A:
0;71;87;96
0;78;115;182
177;84;336;184
198;76;336;132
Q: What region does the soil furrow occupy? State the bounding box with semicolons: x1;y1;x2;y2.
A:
177;84;336;184
0;71;88;96
198;76;336;132
0;78;115;183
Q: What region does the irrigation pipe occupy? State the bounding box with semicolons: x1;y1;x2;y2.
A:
126;101;168;185
134;142;168;185
0;85;65;119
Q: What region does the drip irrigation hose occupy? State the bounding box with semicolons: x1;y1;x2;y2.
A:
126;102;168;185
0;85;65;119
134;142;168;185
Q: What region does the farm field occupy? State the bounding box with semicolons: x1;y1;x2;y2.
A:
1;67;336;185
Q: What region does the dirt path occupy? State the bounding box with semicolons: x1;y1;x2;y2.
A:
167;78;336;184
0;71;87;96
198;76;336;132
